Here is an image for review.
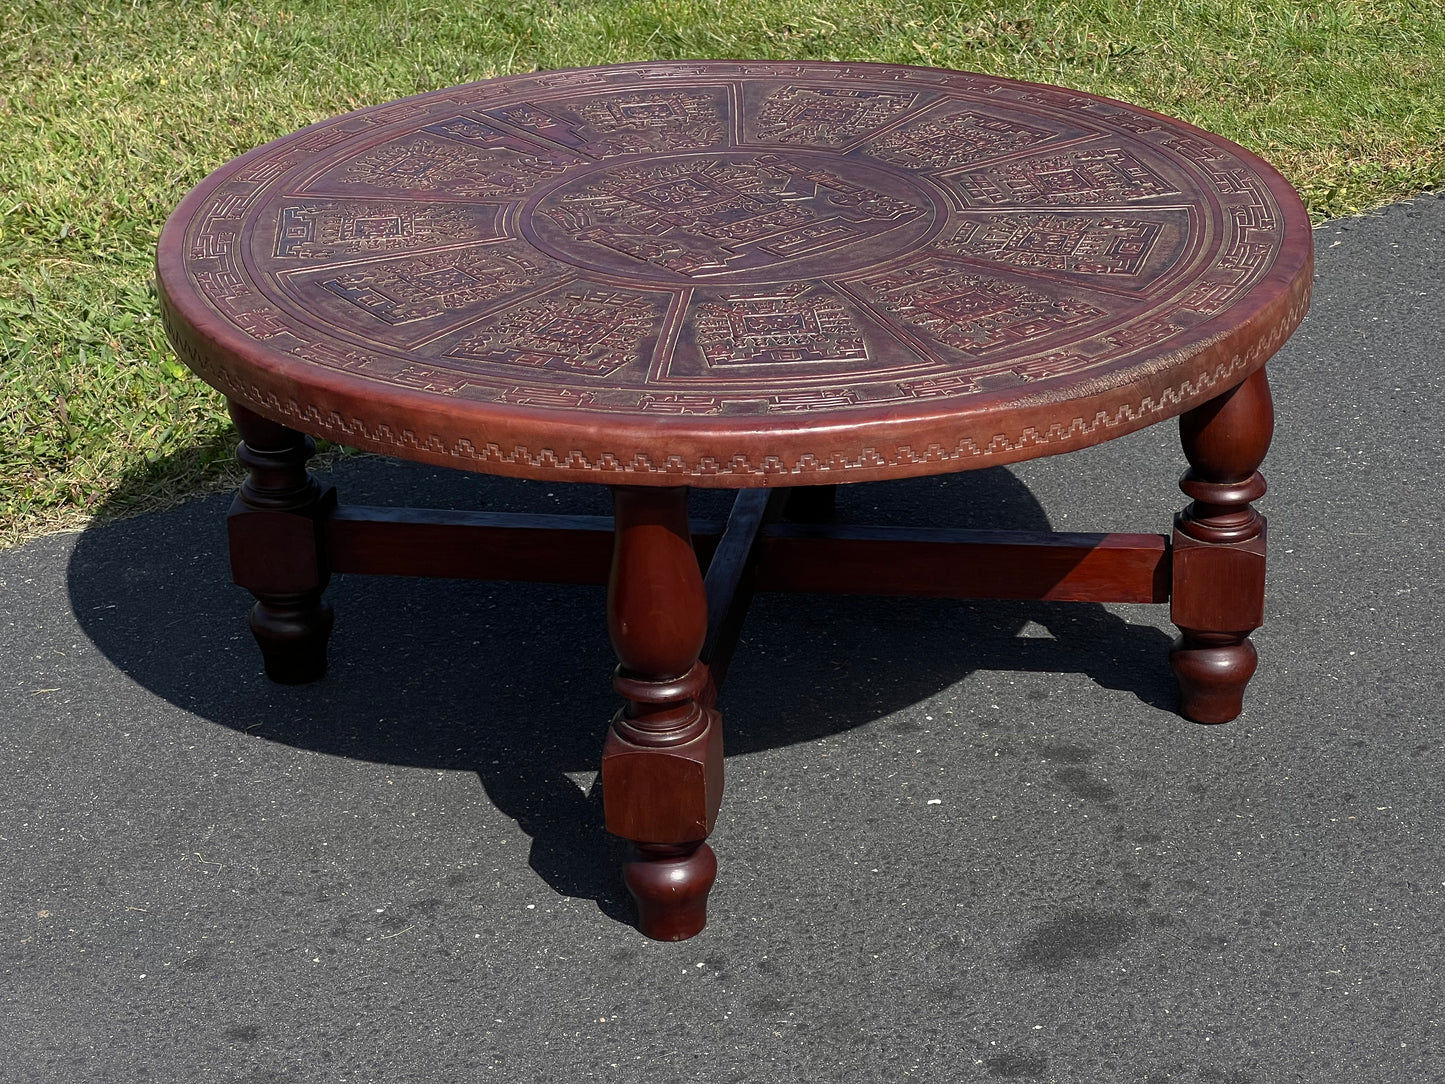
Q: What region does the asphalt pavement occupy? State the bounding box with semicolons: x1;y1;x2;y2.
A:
2;195;1443;1083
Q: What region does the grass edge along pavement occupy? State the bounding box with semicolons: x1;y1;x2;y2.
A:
2;0;1442;548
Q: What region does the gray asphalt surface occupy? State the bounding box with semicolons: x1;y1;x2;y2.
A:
2;195;1443;1084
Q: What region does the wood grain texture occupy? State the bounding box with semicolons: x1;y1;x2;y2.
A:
1171;368;1273;723
320;505;1168;605
227;401;334;684
754;524;1168;603
602;486;723;940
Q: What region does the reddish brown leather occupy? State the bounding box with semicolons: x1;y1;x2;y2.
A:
157;61;1312;487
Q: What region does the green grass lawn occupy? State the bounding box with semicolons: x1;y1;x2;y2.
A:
2;0;1442;545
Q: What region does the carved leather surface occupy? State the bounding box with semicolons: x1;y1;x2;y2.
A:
156;61;1312;485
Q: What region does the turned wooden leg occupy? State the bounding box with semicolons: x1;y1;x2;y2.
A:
226;401;335;684
1170;368;1272;723
602;486;723;940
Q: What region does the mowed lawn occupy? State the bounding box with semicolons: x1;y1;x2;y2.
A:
1;0;1442;545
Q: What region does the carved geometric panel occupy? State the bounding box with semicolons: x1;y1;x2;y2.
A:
528;152;935;282
270;200;500;260
314;134;578;199
935;211;1187;281
477;91;727;158
954;146;1178;205
303;245;547;325
867;108;1057;170
440;286;660;377
419;114;557;155
753;86;917;146
856;262;1108;356
694;283;868;367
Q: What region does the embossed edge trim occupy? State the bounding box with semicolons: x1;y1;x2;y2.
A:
204;283;1308;485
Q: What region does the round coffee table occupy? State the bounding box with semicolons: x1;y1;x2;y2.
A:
157;61;1312;940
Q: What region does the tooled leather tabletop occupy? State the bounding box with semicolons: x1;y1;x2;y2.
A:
156;61;1312;486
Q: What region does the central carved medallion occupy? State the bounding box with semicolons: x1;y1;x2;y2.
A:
524;151;939;284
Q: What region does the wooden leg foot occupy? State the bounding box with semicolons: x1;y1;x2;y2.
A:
624;842;717;941
603;486;724;939
1170;368;1272;723
1171;632;1257;724
249;593;334;684
226;401;335;685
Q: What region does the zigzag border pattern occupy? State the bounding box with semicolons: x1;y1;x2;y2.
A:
205;288;1308;482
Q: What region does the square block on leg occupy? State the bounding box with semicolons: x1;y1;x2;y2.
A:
601;712;723;844
1170;520;1267;634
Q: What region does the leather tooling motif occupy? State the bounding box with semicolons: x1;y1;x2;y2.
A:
318;246;546;324
859;263;1106;355
483;93;726;158
273;201;495;260
955;147;1176;205
937;213;1165;276
754;86;916;146
442;288;658;377
339;135;575;198
694;283;867;366
867;109;1054;169
534;154;928;279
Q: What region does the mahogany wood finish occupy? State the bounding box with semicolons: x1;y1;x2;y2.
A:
156;61;1314;939
1170;368;1273;722
603;487;723;940
319;498;1169;605
755;525;1169;604
226;401;335;684
322;498;1168;604
327;507;619;582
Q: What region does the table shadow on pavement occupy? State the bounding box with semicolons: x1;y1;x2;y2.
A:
65;452;1176;924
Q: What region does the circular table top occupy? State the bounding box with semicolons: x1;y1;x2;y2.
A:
157;61;1312;486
